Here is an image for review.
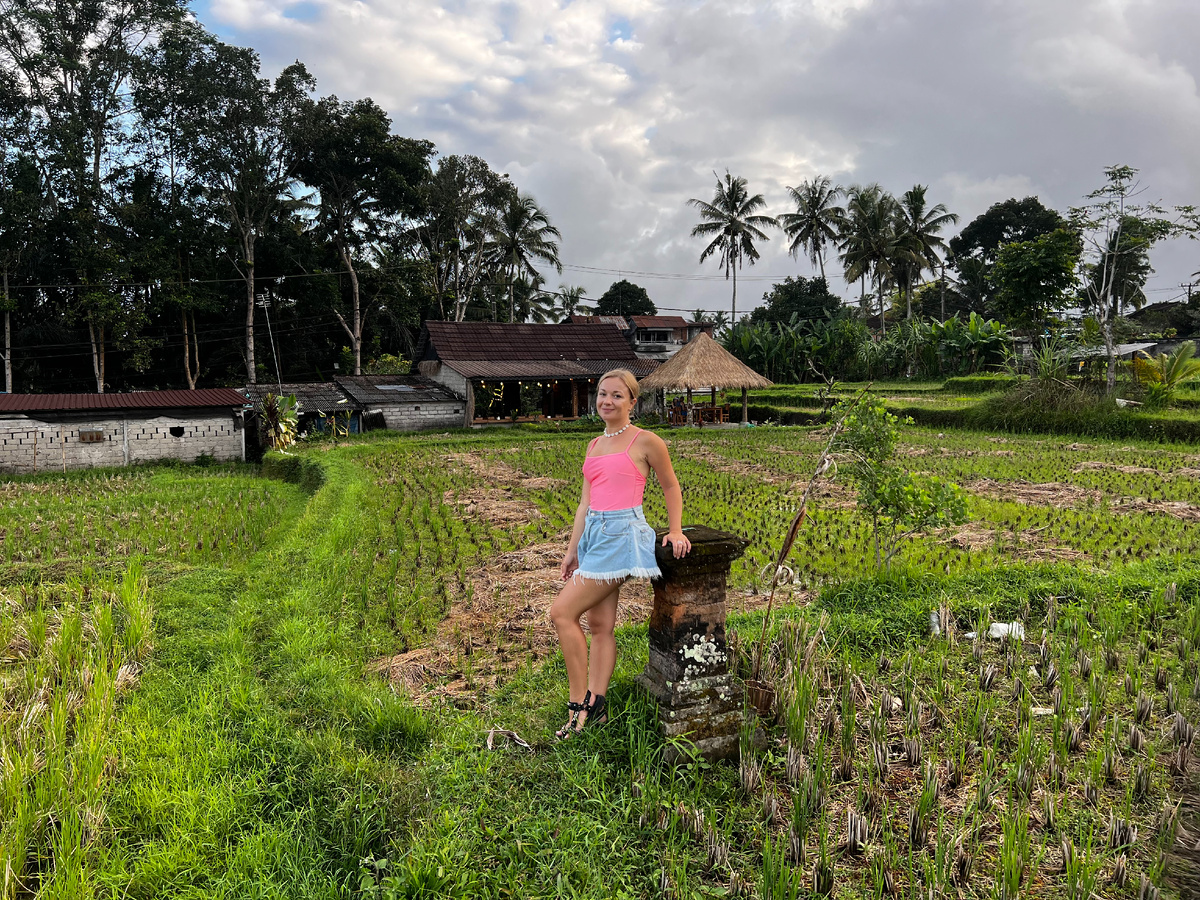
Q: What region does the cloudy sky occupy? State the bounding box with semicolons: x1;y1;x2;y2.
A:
192;0;1200;318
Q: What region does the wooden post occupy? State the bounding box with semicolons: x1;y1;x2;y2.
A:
741;387;749;424
637;524;748;761
572;380;579;418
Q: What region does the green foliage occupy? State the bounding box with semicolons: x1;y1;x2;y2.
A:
988;228;1082;328
833;396;968;568
1130;341;1200;408
364;353;411;375
257;393;301;451
594;278;655;317
749;275;842;325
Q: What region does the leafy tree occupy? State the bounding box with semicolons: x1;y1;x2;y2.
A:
839;184;899;331
0;0;188;390
487;191;562;323
949;197;1065;315
832;395;967;569
779;176;844;281
1069;166;1194;393
749;276;841;326
177;31;315;384
0;154;45;393
596;279;655;317
411;154;511;322
290;94;432;373
688;170;778;323
1086;215;1154;317
988;228;1082;330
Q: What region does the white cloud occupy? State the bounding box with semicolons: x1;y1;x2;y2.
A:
196;0;1200;316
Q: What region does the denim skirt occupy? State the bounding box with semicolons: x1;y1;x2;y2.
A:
575;506;662;583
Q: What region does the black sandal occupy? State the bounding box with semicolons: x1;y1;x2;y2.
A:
555;690;591;740
584;693;608;729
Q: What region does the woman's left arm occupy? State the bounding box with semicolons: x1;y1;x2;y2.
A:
643;433;691;558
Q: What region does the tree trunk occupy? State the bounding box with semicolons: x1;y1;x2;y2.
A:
817;249;825;283
741;386;748;424
3;269;10;394
182;309;198;389
88;319;105;393
245;233;257;384
1103;311;1117;395
905;276;912;321
731;261;737;325
878;281;885;332
338;239;363;375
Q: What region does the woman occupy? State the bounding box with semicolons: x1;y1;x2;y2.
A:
551;368;691;738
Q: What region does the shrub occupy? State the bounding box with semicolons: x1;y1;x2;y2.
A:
942;375;1019;394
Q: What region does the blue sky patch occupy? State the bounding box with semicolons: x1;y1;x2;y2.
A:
609;18;633;42
282;1;321;22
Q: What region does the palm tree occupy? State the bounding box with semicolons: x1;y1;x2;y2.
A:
555;283;590;321
489;192;563;323
779;176;845;281
839;184;899;331
688;170;779;323
895;185;958;319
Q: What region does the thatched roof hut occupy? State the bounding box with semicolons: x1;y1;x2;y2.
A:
637;332;772;423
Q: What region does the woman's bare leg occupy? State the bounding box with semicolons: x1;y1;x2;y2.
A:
550;577;622;730
585;587;620;701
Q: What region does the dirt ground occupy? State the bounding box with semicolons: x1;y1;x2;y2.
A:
371;448;779;704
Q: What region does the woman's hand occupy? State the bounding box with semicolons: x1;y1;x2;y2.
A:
560;548;579;581
662;531;691;559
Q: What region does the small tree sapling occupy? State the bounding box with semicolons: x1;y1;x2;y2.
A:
832;396;967;569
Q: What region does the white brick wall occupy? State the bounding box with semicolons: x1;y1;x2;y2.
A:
379;401;463;432
0;412;244;474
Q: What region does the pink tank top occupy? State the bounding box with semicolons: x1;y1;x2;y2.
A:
582;429;647;510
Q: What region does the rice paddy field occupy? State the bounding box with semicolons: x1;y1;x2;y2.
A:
2;419;1199;899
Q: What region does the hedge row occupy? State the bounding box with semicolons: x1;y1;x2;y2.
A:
745;399;1200;443
261;451;327;492
941;375;1020;394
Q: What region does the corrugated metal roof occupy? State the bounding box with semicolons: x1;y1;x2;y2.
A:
244;382;362;411
418;322;637;362
629;315;689;328
445;359;659;379
569;315;629;329
334;375;462;405
0;388;249;413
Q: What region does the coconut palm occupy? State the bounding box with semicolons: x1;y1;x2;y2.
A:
779;176;845;282
1131;341;1200;408
555;284;590;321
839;184;900;331
895;185;958;319
688;170;779;323
489;192;563;323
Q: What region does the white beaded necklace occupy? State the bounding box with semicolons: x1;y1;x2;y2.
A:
603;422;632;439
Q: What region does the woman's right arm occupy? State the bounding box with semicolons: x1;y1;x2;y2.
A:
561;479;591;581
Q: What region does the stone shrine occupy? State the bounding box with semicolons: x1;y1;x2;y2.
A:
637;524;748;761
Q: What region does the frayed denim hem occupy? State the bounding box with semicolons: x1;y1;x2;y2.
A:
572;566;661;584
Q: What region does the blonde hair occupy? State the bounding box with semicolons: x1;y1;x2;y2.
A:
598;368;640;401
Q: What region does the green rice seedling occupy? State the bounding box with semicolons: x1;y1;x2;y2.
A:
811;820;834;898
997;805;1033;900
1062;825;1100;900
760;831;803;900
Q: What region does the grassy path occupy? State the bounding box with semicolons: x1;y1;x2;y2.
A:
93;460;427;898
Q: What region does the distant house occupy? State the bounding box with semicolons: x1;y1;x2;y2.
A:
334;375;465;431
569;314;714;361
413;321;657;426
0;389;248;474
244;382;364;437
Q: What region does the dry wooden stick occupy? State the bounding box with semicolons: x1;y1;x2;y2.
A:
751;387;870;682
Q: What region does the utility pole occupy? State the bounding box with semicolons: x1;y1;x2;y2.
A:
256;295;283;392
940;261;946;322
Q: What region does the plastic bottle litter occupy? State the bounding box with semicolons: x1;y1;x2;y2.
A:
963;621;1025;641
